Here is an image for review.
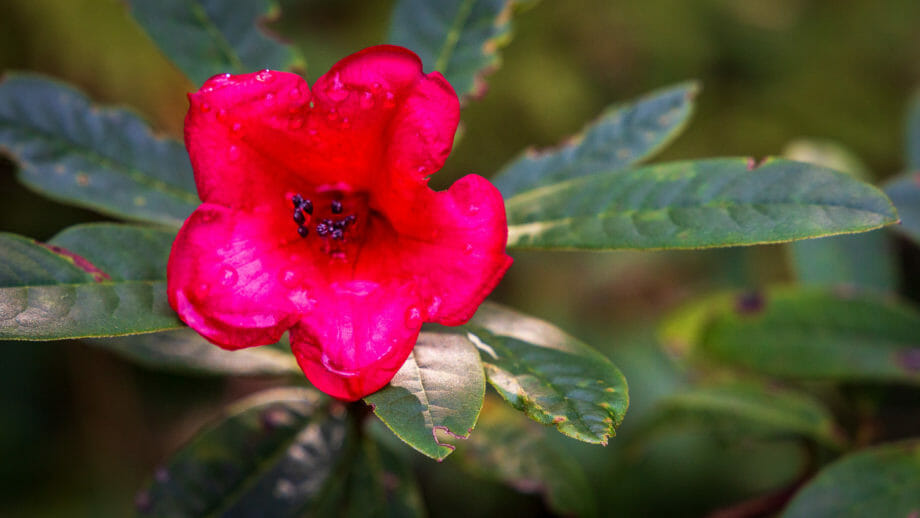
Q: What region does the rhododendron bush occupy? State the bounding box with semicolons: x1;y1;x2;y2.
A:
2;1;919;516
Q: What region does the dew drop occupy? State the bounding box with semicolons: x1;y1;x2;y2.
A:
327;108;338;121
371;82;382;91
467;204;480;215
464;243;474;255
288;87;302;99
359;91;375;109
383;92;396;108
231;122;242;133
280;269;299;287
200;103;211;113
228;145;241;161
256;69;274;82
326;74;349;102
219;266;238;286
426;296;442;316
193;282;210;299
264;93;276;106
405;306;423;328
340;117;350;129
416;165;428;175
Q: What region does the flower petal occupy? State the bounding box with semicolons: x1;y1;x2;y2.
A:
289;280;423;400
167;203;301;348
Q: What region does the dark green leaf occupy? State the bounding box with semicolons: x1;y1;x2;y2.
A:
388;0;535;102
493;82;699;198
0;232;182;340
646;382;845;448
781;440;920;518
457;402;597;518
136;388;347;517
661;288;920;384
86;329;299;377
50;223;175;281
313;438;426;518
884;171;920;244
783;139;898;291
506;158;898;250
467;302;629;445
789;231;898;292
128;0;304;87
365;331;485;461
0;75;198;226
907;89;920;169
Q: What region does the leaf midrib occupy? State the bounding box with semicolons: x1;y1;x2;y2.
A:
434;0;477;73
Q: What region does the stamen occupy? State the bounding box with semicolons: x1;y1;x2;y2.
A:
293;209;305;225
297;226;309;238
331;200;343;214
292;194;304;208
331;228;344;240
316;223;330;236
302;199;313;214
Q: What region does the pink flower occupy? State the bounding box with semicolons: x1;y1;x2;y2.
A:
167;46;512;400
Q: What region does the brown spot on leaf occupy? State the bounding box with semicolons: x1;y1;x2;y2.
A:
76;172;90;186
896;349;920;373
735;292;765;314
40;243;111;282
746;157;768;171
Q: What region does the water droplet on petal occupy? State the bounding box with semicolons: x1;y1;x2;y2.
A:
426;296;442;316
327;108;338;121
359;91;375;109
467;204;480;215
416;165;428;175
280;269;299;287
256;69;274;82
405;306;423;328
326;74;349;102
464;243;474;255
219;267;238;287
200;103;211;113
216;108;227;120
288;87;302;99
340;117;350;129
231;122;242;133
193;282;210;299
228;145;241;161
264;93;276;106
383;92;396;108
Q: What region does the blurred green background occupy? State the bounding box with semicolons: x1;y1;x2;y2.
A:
1;0;919;516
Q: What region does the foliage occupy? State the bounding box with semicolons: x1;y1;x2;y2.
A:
1;0;919;517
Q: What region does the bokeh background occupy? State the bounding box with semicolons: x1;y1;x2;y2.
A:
1;0;919;516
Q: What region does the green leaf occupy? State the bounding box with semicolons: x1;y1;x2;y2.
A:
493;82;699;198
505;158;898;250
884;171;920;244
781;440;920;518
136;388;347;517
86;329;300;377
313;438;426;518
907;89;920;169
388;0;535;102
128;0;304;87
49;223;175;281
466;302;629;445
0;232;182;340
365;331;485;461
0;75;198;227
783;139;899;292
457;401;597;518
661;287;920;384
646;382;846;448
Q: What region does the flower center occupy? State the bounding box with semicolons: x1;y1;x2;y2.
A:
288;190;366;259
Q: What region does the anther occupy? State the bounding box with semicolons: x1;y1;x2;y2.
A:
293;209;305;225
297;226;309;238
331;200;343;214
302;199;313;214
292;194;304;208
316;223;330;237
331;228;344;240
344;214;356;226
